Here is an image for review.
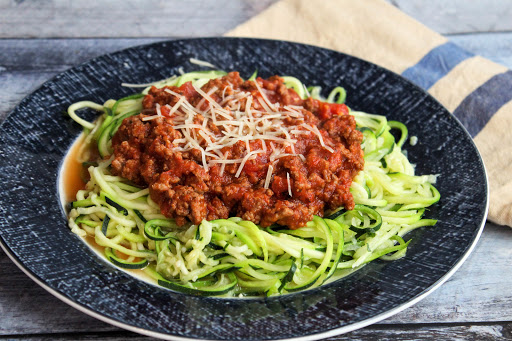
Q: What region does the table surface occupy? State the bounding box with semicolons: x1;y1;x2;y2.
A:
1;1;512;340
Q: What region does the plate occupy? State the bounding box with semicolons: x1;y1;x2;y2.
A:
0;38;488;340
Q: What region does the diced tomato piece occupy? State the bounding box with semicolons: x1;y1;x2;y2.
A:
243;159;266;178
317;102;349;120
160;105;171;117
179;81;197;99
271;176;288;196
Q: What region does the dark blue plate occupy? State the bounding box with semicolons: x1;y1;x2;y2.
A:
0;38;488;340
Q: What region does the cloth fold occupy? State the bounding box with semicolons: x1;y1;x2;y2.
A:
226;0;512;227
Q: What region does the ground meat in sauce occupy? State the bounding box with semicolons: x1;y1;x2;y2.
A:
111;72;364;229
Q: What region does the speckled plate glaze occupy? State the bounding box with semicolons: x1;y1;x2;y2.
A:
0;38;488;340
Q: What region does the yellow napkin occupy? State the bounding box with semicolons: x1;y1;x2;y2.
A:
227;0;512;227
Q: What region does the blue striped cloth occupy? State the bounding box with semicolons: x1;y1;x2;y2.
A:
402;42;512;137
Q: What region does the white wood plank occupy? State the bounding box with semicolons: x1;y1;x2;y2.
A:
0;0;277;38
389;0;512;34
0;70;57;121
6;323;512;340
384;222;512;324
1;0;511;38
343;323;512;341
0;39;160;121
0;38;160;69
0;250;113;335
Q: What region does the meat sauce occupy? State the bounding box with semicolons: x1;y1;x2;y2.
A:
111;72;364;229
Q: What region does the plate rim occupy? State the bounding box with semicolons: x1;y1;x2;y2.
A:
0;37;490;340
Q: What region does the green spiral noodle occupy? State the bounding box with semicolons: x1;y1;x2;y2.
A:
66;70;440;297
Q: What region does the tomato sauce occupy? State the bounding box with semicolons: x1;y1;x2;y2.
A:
61;135;87;202
110;72;364;229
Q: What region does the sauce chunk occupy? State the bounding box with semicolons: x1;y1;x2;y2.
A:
111;72;363;229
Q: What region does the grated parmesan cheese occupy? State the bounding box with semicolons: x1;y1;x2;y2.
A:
254;80;276;112
189;58;217;69
121;75;178;88
142;78;335;181
287;172;292;197
264;164;273;189
301;123;335;153
235;150;262;178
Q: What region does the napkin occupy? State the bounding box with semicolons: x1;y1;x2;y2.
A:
226;0;512;227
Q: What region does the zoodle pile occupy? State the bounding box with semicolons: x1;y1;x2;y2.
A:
67;69;440;296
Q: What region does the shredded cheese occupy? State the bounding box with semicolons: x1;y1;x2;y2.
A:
264;164;273;189
254;80;276;112
141;78;335;183
287;172;292;197
301;123;335;153
155;103;163;116
121;75;178;88
235;150;262;178
189;58;218;69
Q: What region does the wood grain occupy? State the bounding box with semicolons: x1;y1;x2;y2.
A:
391;0;512;34
1;322;511;340
0;0;277;38
1;0;512;339
0;250;112;334
1;0;511;39
386;222;512;324
0;38;158;121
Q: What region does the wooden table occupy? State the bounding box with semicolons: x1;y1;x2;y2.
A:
1;1;512;340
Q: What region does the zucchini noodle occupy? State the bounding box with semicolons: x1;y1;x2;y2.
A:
66;70;440;297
